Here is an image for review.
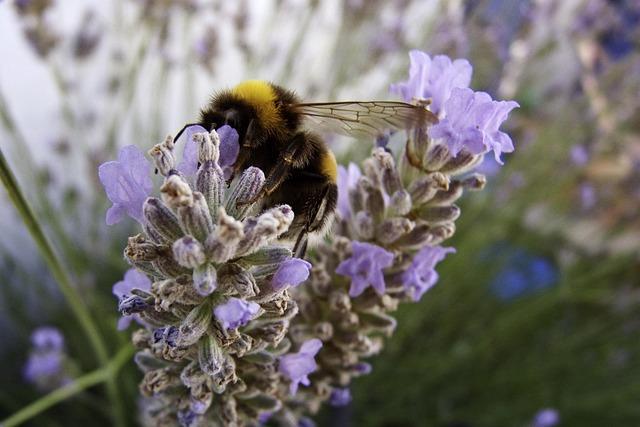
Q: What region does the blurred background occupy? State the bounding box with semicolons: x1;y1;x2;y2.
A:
0;0;639;426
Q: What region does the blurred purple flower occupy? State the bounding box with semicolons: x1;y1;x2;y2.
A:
390;51;472;115
214;297;260;330
279;338;323;395
532;408;560;427
579;183;597;210
177;125;239;179
402;246;455;301
272;258;312;291
24;352;63;384
336;241;394;297
429;87;519;164
337;163;362;219
570;144;590;166
329;387;352;407
23;327;69;390
113;269;152;330
98;145;153;225
31;326;64;351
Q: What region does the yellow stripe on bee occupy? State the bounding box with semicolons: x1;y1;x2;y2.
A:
320;150;338;182
231;80;279;130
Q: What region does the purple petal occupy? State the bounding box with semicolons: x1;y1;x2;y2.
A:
272;258;312;291
31;327;64;351
113;268;152;298
176;125;208;177
217;125;240;168
98;145;152;225
214;298;260;330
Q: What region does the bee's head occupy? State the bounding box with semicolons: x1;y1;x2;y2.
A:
201;80;301;140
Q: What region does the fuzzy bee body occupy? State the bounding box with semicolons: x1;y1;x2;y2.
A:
198;81;338;253
187;80;436;256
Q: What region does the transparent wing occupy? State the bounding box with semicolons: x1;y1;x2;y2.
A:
291;101;438;138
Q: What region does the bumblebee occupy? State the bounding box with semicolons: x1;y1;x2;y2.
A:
175;80;435;256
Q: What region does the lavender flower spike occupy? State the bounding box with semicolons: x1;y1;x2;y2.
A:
112;268;152;330
98;145;153;225
402;246;455;301
31;327;64;351
336;241;394;297
214;297;260;330
272;258;312;291
177;124;239;179
390;50;472;115
23;327;70;391
279;338;323;395
429;87;519;163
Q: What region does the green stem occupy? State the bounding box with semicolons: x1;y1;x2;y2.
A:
0;148;126;427
0;345;134;427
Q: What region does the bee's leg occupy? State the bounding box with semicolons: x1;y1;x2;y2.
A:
237;132;306;205
292;183;332;259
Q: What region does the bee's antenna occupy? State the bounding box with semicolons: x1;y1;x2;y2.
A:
173;123;202;144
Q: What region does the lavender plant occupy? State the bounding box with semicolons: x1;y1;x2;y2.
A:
97;50;517;426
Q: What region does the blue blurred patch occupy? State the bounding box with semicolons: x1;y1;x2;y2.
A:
490;248;558;301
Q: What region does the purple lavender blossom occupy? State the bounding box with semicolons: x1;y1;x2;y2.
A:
532;408;560;427
113;269;152;330
336;241;394;297
24;352;64;385
579;183;597;210
272;258;312;291
279;338;323;395
353;362;372;375
31;327;64;351
98;145;153;225
177;125;239;179
570;144;590;166
23;327;69;390
329;388;352;407
214;297;260;330
402;246;455;301
176;125;207;177
390;51;472;115
336;163;362;219
429;87;519;164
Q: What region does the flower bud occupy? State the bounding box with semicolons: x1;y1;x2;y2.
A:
387;189;412;216
178;192;213;241
160;174;193;210
177;302;212;347
193;130;219;164
419;205;461;224
205;208;244;263
353;211;374;240
196;160;224;220
172;236;206;269
440;149;482;174
143;198;183;242
423;144;450;171
148;135;176;176
372;148;402;195
407;172;449;205
193;263;217;296
427;181;463;206
225;167;265;218
198;334;226;376
376;217;414;244
462;173;487;190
